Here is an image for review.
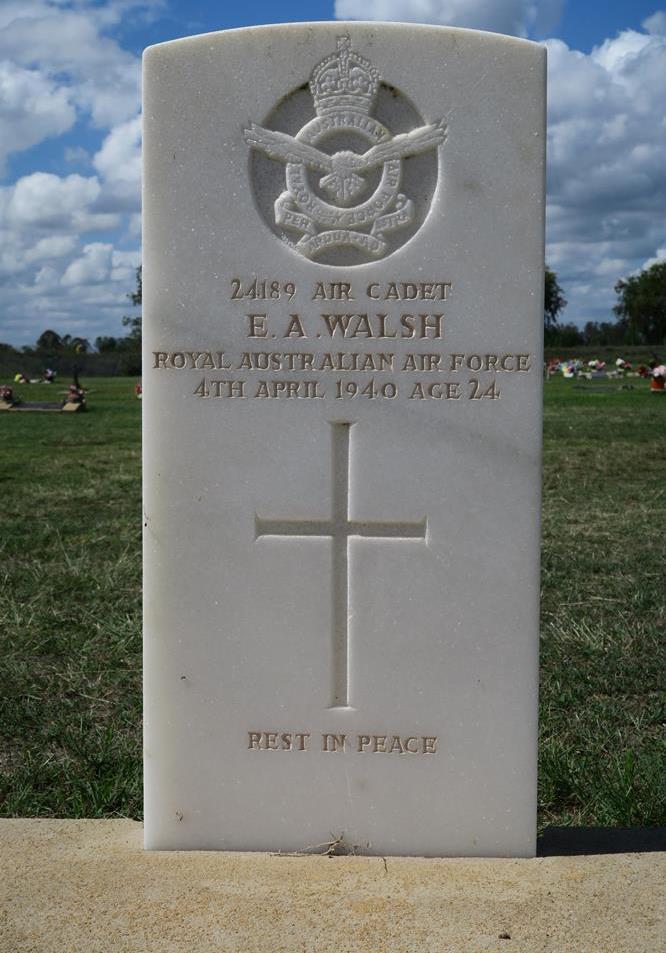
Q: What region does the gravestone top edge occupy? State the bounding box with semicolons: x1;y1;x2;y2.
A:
142;22;547;61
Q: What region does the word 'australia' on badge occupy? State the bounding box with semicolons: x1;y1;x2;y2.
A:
143;23;546;857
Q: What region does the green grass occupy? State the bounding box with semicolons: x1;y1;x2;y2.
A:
0;379;142;817
539;377;665;828
0;375;664;828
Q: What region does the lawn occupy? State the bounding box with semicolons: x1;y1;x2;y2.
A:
540;376;665;828
0;379;142;817
0;375;664;828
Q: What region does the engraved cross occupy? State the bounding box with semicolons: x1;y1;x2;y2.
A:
255;422;427;709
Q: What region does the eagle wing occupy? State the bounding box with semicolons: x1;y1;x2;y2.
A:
243;123;333;173
357;119;447;171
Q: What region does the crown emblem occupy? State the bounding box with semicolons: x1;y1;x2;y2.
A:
244;36;447;261
310;35;379;116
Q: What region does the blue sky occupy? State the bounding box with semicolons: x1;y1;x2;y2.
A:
1;0;665;346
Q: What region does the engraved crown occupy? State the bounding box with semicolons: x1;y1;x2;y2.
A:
310;36;380;116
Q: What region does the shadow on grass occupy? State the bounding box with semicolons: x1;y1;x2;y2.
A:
538;827;666;856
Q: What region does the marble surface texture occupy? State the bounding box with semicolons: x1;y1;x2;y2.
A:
142;22;546;856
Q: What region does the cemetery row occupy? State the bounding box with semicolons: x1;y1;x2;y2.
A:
546;356;666;390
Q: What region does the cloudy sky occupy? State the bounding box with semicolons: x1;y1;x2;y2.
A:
0;0;664;346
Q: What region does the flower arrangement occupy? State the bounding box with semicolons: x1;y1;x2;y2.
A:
547;356;663;387
63;384;86;405
651;365;666;391
615;358;632;374
558;359;582;378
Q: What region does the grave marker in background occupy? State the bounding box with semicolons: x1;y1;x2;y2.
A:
143;23;545;856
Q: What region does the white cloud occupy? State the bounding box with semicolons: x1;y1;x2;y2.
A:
643;11;666;35
546;27;666;323
0;3;141;130
93;116;142;207
61;242;114;286
591;28;653;73
64;146;90;165
0;2;50;32
0;61;76;175
4;172;104;230
25;235;78;262
334;0;563;38
0;3;149;343
33;264;60;288
59;242;139;291
0;234;75;280
0;169;128;339
128;212;142;238
641;246;666;271
335;2;665;327
1;240;141;344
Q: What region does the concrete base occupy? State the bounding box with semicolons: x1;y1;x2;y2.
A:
2;820;664;952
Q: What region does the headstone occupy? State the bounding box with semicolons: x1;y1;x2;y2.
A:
143;23;545;857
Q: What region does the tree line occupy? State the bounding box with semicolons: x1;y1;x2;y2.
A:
545;260;666;348
28;267;142;357
0;268;142;377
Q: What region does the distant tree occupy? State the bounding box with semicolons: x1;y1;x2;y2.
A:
36;329;63;350
95;335;120;352
583;319;632;347
122;265;142;343
582;321;603;346
545;267;567;329
129;265;142;306
614;260;666;345
113;265;143;374
545;322;583;348
70;336;90;354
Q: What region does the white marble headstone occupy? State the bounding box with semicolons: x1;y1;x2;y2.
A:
143;22;545;857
